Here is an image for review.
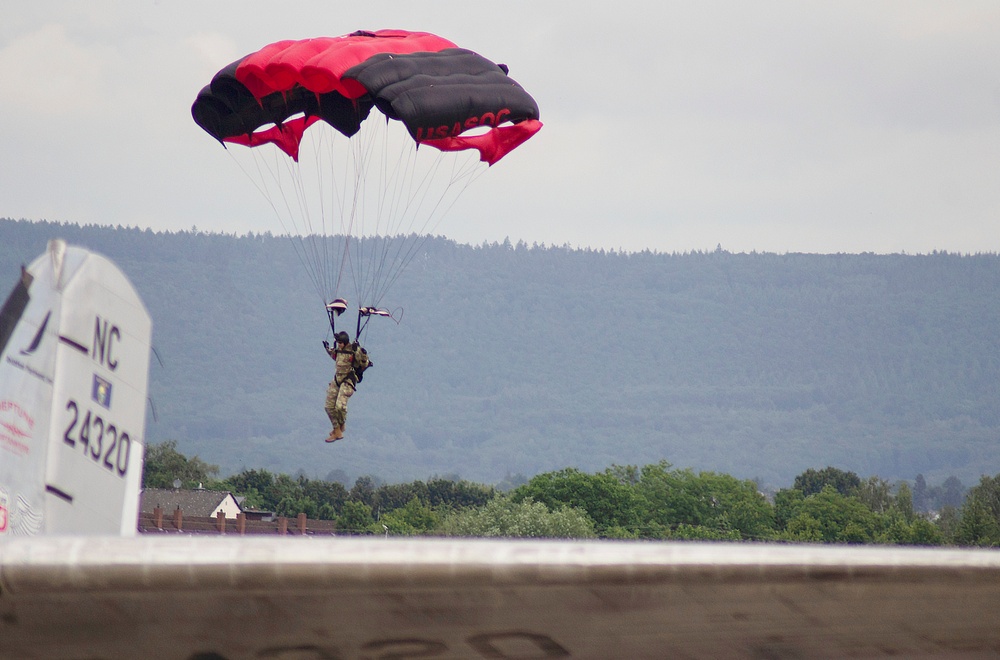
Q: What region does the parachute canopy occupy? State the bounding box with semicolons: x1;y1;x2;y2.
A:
192;29;541;165
192;30;541;338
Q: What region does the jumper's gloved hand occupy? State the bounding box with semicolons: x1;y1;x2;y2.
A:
322;340;330;350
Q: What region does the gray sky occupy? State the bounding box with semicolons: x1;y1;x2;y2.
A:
3;1;999;254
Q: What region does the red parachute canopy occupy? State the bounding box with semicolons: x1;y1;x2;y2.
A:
192;29;541;165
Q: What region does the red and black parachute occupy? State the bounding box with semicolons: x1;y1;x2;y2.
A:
192;29;541;165
192;30;541;341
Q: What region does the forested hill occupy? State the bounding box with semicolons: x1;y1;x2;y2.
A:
2;218;999;489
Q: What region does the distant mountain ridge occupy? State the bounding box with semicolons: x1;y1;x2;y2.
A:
2;218;998;489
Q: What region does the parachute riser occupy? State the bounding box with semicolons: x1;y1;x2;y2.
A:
326;300;382;343
327;306;338;335
355;304;398;342
356;308;370;341
325;298;348;337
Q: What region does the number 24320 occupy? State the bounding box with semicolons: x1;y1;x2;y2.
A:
63;400;132;477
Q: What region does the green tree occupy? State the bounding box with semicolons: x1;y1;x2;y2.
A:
871;487;945;546
373;482;427;513
302;479;348;519
272;474;306;510
350;475;379;508
908;517;945;546
913;474;930;512
142;440;219;489
971;475;1000;522
635;462;774;540
425;478;496;509
338;500;375;534
375;497;440;535
855;476;892;514
893;482;915;522
784;512;823;542
440;496;596;538
773;488;805;530
934;505;961;543
954;475;1000;546
669;524;741;541
512;468;642;537
955;497;1000;547
793;467;861;497
495;473;529;492
606;464;641;486
220;468;299;511
276;495;317;519
686;471;774;540
940;476;966;509
776;486;876;543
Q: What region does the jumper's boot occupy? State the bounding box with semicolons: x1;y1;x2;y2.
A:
325;428;339;443
333;424;345;440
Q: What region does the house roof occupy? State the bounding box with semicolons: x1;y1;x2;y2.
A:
141;488;241;517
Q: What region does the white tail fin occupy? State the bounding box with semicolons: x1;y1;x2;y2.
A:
0;240;151;537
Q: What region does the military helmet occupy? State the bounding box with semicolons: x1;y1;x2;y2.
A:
335;331;350;345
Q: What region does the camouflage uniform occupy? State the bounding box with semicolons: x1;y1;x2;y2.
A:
324;342;369;434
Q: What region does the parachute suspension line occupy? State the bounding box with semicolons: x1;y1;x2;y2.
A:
284;121;365;312
285;147;327;301
348;116;414;310
344;114;378;308
271;141;333;307
346;116;487;311
370;143;487;306
326;305;338;335
227;147;327;306
297;129;330;304
332;119;357;306
260;147;315;294
354;309;378;343
367;134;429;306
376;148;486;300
229;114;490;329
230;115;488;327
301;122;351;307
309;124;349;305
302;124;362;308
361;114;408;309
344;112;391;310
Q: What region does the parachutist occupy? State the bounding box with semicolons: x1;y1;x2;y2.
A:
324;331;371;443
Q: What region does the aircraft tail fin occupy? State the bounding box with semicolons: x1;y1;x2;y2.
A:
0;240;152;538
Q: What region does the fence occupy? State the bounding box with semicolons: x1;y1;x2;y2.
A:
138;507;341;536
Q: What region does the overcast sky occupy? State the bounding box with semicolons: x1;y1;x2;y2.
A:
3;2;999;255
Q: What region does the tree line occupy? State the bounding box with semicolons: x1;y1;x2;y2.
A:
144;441;1000;546
6;219;1000;488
